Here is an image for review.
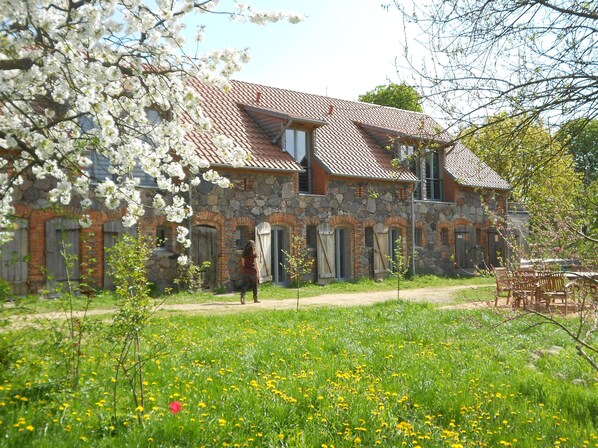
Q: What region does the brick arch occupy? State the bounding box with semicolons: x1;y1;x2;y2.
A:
329;214;358;228
194;210;225;227
265;212;298;239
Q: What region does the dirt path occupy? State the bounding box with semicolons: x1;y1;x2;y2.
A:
7;284;492;326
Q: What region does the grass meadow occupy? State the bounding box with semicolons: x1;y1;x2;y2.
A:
1;282;597;447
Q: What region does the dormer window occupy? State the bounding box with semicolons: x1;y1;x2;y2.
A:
284;128;312;194
80;110;159;188
396;143;442;201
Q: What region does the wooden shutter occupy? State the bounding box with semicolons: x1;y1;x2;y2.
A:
132;162;157;187
45;218;80;292
373;223;389;275
90;150;112;182
255;222;272;282
0;218;28;294
317;223;335;281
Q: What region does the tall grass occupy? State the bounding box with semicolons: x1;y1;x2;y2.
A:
1;300;595;447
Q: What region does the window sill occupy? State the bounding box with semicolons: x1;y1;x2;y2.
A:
298;192;326;198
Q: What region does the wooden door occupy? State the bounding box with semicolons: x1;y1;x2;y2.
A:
454;226;475;269
255;222;272;283
45;218;80;294
335;228;350;281
192;225;218;289
0;218;28;295
488;228;505;268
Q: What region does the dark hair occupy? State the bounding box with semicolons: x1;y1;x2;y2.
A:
243;240;256;257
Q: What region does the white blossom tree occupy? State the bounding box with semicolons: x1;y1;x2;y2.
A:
0;0;302;250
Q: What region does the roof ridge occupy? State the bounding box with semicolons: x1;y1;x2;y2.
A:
231;79;430;117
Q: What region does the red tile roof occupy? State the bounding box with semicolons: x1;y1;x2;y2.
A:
187;79;510;190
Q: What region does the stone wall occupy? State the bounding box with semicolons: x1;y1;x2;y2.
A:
6;169;502;294
193;172;498;285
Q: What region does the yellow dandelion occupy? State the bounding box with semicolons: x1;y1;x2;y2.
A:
26;425;34;431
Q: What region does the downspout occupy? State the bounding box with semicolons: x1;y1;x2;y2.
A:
188;178;193;254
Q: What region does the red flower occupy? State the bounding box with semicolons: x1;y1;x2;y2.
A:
169;401;182;414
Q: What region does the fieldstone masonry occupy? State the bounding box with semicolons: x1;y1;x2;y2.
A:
6;168;502;294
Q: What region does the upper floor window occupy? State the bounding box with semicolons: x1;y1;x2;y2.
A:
424;150;442;201
285;128;312;194
397;144;442;201
79;111;158;188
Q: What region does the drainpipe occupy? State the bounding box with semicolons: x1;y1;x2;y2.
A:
188;179;193;253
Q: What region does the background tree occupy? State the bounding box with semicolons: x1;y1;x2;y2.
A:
460;114;594;261
460;114;582;210
557;119;598;185
391;0;597;134
358;82;423;112
282;235;314;311
0;1;301;249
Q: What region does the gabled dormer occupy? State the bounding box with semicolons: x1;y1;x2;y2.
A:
241;104;327;194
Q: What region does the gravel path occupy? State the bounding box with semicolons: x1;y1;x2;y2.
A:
7;284;492;326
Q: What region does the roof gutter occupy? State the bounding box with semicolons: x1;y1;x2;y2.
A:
208;163;302;173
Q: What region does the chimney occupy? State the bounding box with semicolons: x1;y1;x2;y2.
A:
255;91;262;104
328;104;334;115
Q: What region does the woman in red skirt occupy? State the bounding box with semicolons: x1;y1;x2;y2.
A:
240;240;260;304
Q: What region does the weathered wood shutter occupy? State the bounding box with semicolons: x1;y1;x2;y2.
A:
317;223;335;281
103;220;137;289
0;218;28;294
255;222;272;282
90;150;112;182
45;218;80;293
132;162;157;187
373;223;389;276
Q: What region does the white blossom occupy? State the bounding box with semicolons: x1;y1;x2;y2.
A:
79;214;92;228
0;0;302;241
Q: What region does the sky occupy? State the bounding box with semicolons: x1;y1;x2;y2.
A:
186;0;419;102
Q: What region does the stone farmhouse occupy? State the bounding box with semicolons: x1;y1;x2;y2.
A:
1;80;511;294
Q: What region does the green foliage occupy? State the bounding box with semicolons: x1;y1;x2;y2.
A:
105;234;154;421
282;235;314;310
358;82;423;112
387;237;410;299
461;114;583;210
557;118;598;185
174;259;211;293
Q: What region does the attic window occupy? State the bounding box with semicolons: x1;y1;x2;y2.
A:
396;143;443;202
284;128;312;194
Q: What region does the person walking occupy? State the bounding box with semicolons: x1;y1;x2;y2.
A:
240;240;260;304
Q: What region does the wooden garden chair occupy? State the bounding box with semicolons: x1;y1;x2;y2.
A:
493;267;512;307
536;272;573;314
511;269;538;309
